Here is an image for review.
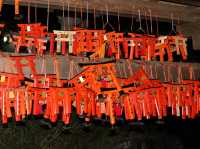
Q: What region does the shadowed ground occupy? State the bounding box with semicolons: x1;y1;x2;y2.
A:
0;112;199;149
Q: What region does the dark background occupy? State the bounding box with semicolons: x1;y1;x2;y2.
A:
0;113;200;149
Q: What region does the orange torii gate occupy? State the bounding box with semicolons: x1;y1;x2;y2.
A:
104;32;124;59
14;24;47;55
154;35;187;62
73;29;105;58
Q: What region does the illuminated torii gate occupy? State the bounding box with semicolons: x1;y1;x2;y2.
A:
171;35;188;60
53;30;76;55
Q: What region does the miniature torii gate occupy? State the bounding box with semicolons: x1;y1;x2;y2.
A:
154;35;187;62
14;24;47;55
53;30;76;55
171;35;187;60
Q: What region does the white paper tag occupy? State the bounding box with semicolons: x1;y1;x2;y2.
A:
79;76;85;83
9;91;15;99
0;75;5;82
27;26;31;32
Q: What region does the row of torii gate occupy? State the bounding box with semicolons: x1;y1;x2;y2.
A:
7;23;187;62
0;55;199;125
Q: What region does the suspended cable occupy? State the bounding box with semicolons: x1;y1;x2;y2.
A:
118;8;120;32
139;9;142;29
28;0;30;23
62;0;66;31
80;6;83;23
131;9;134;32
35;3;37;23
74;7;77;28
101;13;104;29
171;13;175;31
103;5;115;31
47;0;50;32
94;8;96;29
86;1;89;28
136;9;145;33
106;5;109;23
177;16;180;25
149;9;153;34
67;2;70;30
170;13;176;35
177;16;181;34
156;15;159;36
144;10;149;35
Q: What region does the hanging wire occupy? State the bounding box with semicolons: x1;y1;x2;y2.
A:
136;9;145;33
171;13;175;31
138;9;142;29
170;13;176;35
28;0;30;23
80;5;83;24
106;5;109;23
177;16;181;34
144;10;149;35
62;0;66;31
86;1;89;28
156;15;159;36
67;2;70;30
177;16;180;25
148;9;153;34
47;0;50;32
118;8;120;32
93;8;96;29
74;7;77;28
35;3;37;23
103;5;115;31
101;12;104;29
131;9;134;32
